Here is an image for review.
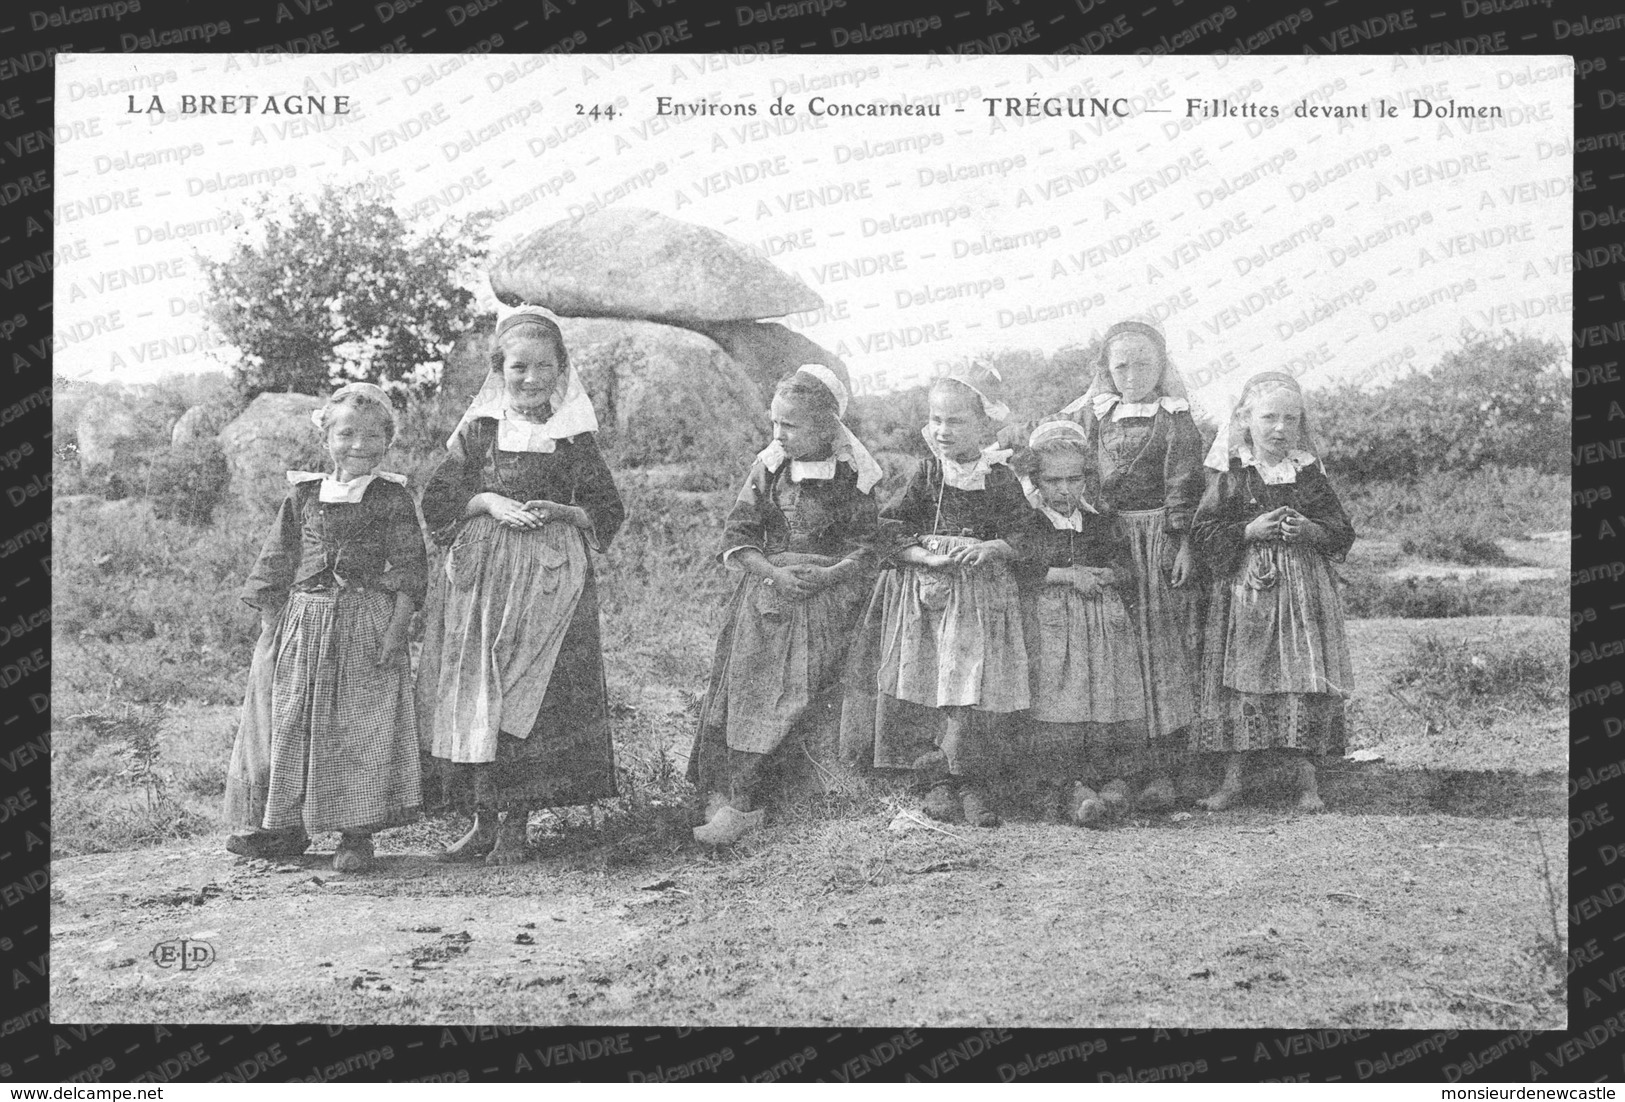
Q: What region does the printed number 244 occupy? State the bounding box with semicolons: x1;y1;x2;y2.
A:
576;104;617;119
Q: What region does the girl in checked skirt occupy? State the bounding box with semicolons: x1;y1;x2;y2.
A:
687;365;882;846
1006;420;1146;827
1191;370;1355;811
840;364;1031;827
223;382;428;872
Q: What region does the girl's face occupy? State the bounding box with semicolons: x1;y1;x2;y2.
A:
1246;387;1303;466
1106;334;1164;404
769;394;834;462
927;385;990;462
501;333;564;416
326;403;391;480
1035;450;1089;514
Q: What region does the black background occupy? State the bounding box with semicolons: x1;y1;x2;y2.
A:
1;0;1618;1084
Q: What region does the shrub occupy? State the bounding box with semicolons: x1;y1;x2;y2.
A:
1340;571;1564;619
143;441;232;525
1313;333;1569;481
1342;466;1566;539
198;185;491;396
1391;632;1565;717
1397;525;1510;566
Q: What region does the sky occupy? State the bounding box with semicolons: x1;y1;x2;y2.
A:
54;51;1572;413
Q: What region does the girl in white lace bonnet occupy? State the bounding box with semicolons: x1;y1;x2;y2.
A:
840;364;1032;828
1006;419;1146;826
687;365;882;845
1026;319;1208;812
1190;370;1356;811
416;306;626;865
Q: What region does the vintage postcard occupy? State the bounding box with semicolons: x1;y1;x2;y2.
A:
49;51;1570;1041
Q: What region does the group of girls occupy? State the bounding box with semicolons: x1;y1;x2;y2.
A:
221;305;1355;868
224;307;624;871
691;319;1355;843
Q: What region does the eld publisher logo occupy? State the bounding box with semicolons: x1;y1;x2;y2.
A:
151;939;215;971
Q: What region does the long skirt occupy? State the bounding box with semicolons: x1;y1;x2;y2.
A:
1010;718;1144;793
418;516;616;811
686;552;866;805
1118;508;1203;752
841;535;1028;777
223;588;421;834
1196;541;1353;755
1005;580;1146;790
1022;582;1144;725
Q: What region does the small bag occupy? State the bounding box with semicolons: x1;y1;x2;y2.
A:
529;538;569;594
915;536;957;612
915;571;954;613
752;577;787;620
1242;543;1278;591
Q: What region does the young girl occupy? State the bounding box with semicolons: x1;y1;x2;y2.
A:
1191;370;1355;811
688;365;882;845
1052;320;1206;810
840;364;1030;827
1007;420;1146;826
418;306;625;865
223;382;427;873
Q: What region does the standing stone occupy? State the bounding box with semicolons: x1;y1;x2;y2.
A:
75;391;175;471
489;208;824;326
560;317;764;473
695;320;850;407
170;404;234;448
216;393;327;510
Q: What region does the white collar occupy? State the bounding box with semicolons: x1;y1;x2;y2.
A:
756;426;884;495
789;456;837;482
1018;474;1100;519
451;361;601;454
756;442;839;483
1238;444;1318;485
922;428;1012;491
1091;392;1190;421
495;398;596;453
287;469;408;503
1039;504;1086;531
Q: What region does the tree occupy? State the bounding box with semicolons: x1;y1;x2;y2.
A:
198;185;492;397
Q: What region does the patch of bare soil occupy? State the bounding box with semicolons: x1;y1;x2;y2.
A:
52;799;1565;1030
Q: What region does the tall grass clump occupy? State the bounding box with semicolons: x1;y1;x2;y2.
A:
55;703;214;856
1389;631;1565;730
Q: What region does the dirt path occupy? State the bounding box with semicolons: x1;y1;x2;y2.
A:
52;794;1566;1030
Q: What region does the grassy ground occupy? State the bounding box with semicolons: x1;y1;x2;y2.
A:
49;467;1569;1028
51;615;1568;858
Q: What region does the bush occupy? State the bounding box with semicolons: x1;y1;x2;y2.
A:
1341;465;1566;539
1391;633;1565;716
199;186;491;396
1341;573;1564;619
143;441;232;525
1313;333;1569;481
1397;525;1510;566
